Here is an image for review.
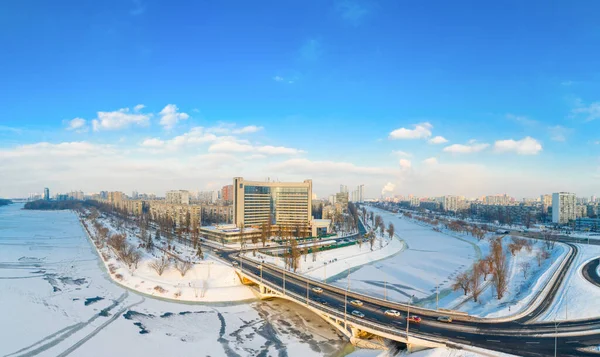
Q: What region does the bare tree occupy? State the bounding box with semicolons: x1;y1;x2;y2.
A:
149;256;170;276
452;271;471;296
491;238;508;300
369;231;375;251
542;231;556;250
478;258;492;281
387;222;395;240
470;263;483;302
175;260;192;277
260;222;268;247
519;261;531;278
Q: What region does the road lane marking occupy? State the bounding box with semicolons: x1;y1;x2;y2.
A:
456;336;465;339
526;342;539;344
566;341;579;344
487;340;500;343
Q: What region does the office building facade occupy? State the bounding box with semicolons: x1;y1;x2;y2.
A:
233;177;312;228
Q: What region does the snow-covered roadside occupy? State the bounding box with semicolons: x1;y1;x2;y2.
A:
253;233;405;282
337;207;480;303
81;215;256;303
538;243;600;321
436;237;566;318
357;207;568;320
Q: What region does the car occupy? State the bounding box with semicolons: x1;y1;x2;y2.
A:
407;316;422;323
437;316;453;323
256;264;262;269
384;309;401;317
312;287;323;294
350;299;363;307
232;261;238;266
351;310;365;318
316;298;328;305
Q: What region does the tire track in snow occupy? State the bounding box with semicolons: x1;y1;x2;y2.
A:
4;292;129;357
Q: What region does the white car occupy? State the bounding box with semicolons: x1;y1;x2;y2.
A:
350;299;363;307
256;264;262;269
232;261;238;266
312;287;323;294
351;310;365;318
384;309;401;317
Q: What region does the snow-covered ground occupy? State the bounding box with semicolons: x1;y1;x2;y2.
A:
436;236;566;318
346;207;567;320
253;232;405;282
0;204;354;357
347;346;516;357
333;207;481;303
538;243;600;321
85;215;255;302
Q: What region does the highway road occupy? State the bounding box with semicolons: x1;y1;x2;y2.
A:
582;257;600;288
228;253;600;357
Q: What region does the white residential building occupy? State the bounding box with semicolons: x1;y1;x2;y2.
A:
166;190;190;205
442;195;459;212
552;192;576;224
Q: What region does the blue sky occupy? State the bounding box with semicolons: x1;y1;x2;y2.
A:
0;0;599;198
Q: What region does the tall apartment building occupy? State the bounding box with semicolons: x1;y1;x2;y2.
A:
358;184;364;203
233;177;312;227
221;185;233;202
166;190;190;205
442;195;459;212
43;188;50;201
485;194;512;206
108;191;125;204
552;192;576;224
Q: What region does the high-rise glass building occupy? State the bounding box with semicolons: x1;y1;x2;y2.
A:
43;187;50;201
233;177;312;228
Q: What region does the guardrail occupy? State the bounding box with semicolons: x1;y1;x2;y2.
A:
240;268;448;348
240;255;474;321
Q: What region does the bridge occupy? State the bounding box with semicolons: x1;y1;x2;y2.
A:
224;241;600;357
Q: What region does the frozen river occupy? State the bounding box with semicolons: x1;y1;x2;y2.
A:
0;204;354;357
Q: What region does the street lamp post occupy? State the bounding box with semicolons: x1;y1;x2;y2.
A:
306;279;309;306
384;280;387;301
324;262;327;283
344;265;350;330
283;268;286;295
436;279;439;311
555;321;561;357
406;295;414;342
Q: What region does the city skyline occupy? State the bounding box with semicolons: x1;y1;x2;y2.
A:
1;1;600;198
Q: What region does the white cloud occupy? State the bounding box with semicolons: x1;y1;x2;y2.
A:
257;145;303;155
388;122;432;140
423;157;438;165
91;107;150;131
506;113;538;126
570;99;600;122
134;104;145;112
233;125;263;134
548;125;572;142
272;158;395;176
66;118;87;132
208;140;254;153
443;142;489;154
159;104;189;130
208;140;303;156
336;0;369;26
392;150;412;158
381;182;396;195
273;76;284;82
428;136;448;144
493;136;542;155
141;138;165;148
399;158;412;169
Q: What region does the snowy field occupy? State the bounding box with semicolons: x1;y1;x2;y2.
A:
332;207;480;304
253;232;406;282
0;204;354;357
538;243;600;321
342;207;567;320
85;215;255;302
